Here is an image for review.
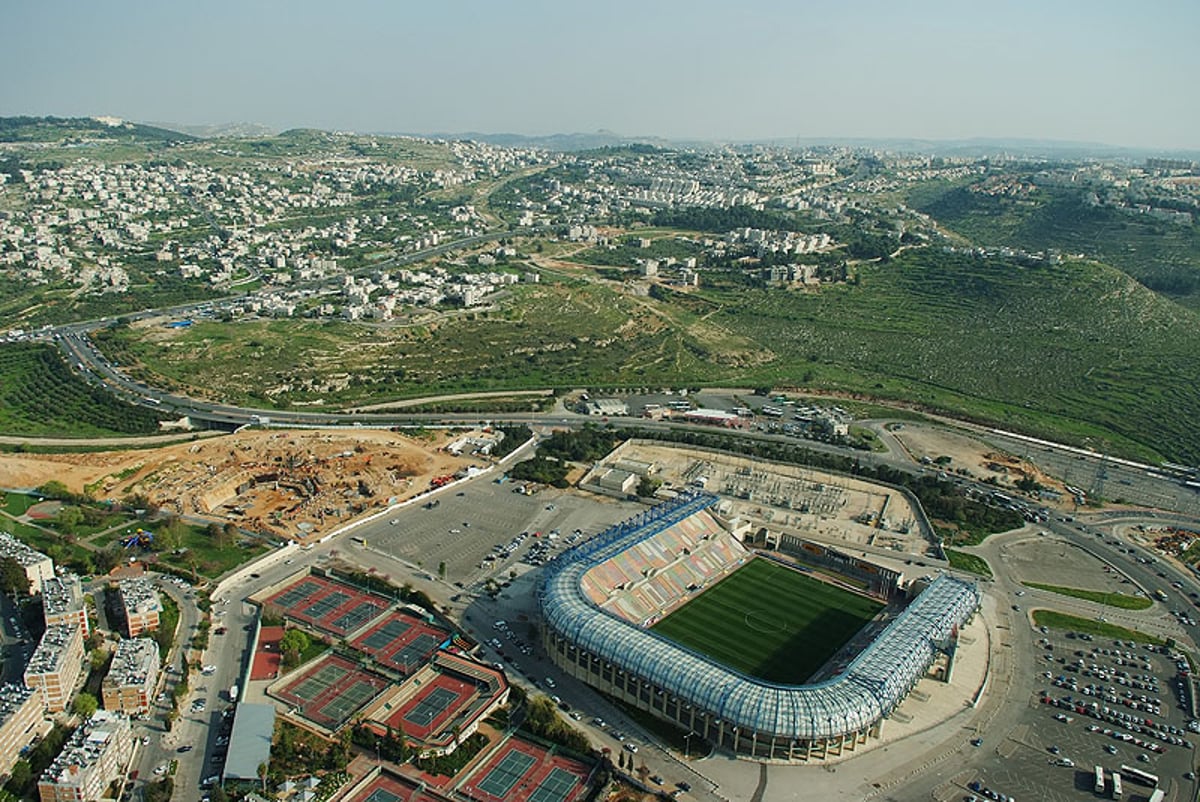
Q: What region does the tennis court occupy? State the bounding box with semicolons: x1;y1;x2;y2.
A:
363;791;402;802
319;679;381;724
289;662;349;702
361;617;411;651
332;600;385;633
273;653;388;729
273;580;322;609
266;574;389;635
389;633;441;672
476;749;536;798
402;686;460;728
300;590;350;620
528;767;579;802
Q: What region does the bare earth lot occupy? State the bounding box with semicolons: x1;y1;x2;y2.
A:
0;428;479;541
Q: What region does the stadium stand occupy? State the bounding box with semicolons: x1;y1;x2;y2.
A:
538;491;980;762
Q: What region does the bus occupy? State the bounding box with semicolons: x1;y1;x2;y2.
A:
1147;790;1165;802
1111;772;1122;800
1118;765;1159;787
1094;766;1105;794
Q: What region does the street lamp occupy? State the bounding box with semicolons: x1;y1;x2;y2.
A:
683;731;696;759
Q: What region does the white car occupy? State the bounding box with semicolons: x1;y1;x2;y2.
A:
202;665;216;674
154;764;167;776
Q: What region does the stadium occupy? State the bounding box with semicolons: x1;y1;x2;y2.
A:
537;491;980;762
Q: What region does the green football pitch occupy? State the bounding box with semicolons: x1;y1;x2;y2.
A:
650;558;883;684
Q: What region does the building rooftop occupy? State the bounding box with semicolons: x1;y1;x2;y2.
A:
42;573;84;617
0;682;38;721
41;710;129;784
26;624;79;676
0;531;51;568
104;638;158;688
118;577;162;616
223;703;275;782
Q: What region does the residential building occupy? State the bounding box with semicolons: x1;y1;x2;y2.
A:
24;625;85;714
0;533;55;595
37;711;132;802
0;684;50;782
42;574;89;637
100;639;158;716
117;578;161;638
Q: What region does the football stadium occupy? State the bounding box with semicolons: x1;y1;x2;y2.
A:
537;491;980;762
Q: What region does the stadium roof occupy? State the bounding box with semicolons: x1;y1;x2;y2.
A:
223;703;276;782
538;491;980;741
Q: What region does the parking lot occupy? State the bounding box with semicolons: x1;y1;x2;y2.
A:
953;626;1197;802
356;474;641;590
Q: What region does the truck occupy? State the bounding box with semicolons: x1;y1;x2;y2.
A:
228;684;239;702
1154;589;1169;602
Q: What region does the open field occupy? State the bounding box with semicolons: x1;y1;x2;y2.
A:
651;558;883;684
1021;581;1152;610
1031;609;1164;645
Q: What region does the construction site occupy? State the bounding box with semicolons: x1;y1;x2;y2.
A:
0;427;498;542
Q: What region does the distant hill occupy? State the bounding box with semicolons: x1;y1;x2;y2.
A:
0;116;194;143
146;120;276;139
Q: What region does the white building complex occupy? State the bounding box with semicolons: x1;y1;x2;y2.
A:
0;533;55;595
42;574;89;636
537;491;980;761
117;578;161;638
37;710;131;802
101;638;159;716
0;684;51;783
25;625;85;714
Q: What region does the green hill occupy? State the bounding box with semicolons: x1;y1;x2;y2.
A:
908;180;1200;307
700;248;1200;463
0;115;194;144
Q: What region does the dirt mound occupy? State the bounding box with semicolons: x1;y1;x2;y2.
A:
0;428;484;541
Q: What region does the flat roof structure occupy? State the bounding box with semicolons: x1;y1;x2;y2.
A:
103;638;158;688
222;703;275;783
25;624;81;678
42;573;88;635
117;577;161;617
0;532;54;594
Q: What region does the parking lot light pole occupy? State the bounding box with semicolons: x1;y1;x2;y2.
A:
684;731;696;759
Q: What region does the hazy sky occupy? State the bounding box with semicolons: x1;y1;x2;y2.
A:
3;0;1197;149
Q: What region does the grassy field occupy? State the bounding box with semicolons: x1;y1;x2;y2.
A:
650;558;882;684
1022;582;1152;610
945;549;993;578
1031;610;1163;645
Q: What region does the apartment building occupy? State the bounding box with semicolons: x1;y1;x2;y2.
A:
0;683;50;782
37;710;132;802
100;639;158;716
42;574;89;637
0;533;55;595
24;625;85;714
117;578;161;638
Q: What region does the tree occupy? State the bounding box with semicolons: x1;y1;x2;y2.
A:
72;693;99;718
55;506;85;536
257;761;268;794
0;556;30;596
280;628;310;669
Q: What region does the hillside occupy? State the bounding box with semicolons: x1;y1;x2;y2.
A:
697;249;1200;463
0;115;194;143
908;180;1200;308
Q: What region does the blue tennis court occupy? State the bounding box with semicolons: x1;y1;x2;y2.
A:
528;767;579;802
476;749;536;798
